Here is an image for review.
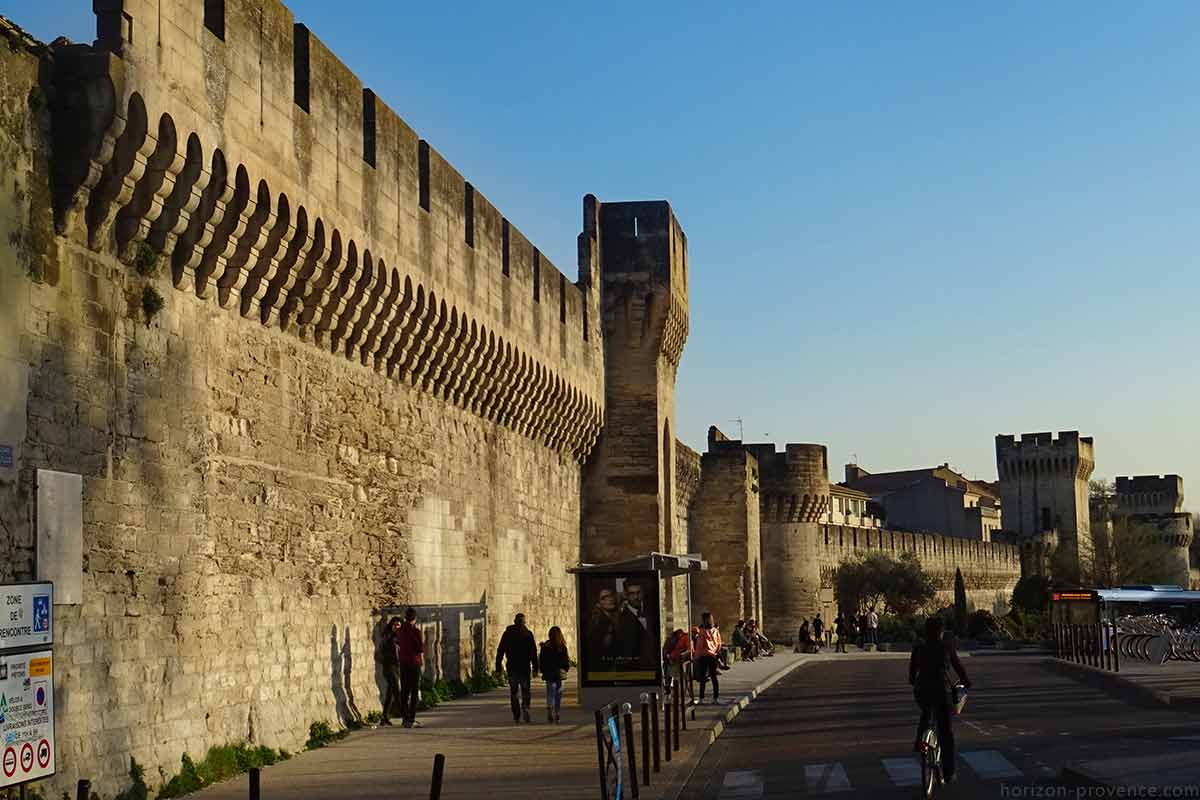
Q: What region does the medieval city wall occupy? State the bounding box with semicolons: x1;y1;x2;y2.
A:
816;525;1022;617
1;5;607;793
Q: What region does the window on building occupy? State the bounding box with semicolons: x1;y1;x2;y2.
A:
204;0;225;40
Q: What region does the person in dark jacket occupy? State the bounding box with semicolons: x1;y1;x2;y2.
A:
396;607;425;728
539;626;571;723
496;612;539;723
909;617;971;782
378;616;402;725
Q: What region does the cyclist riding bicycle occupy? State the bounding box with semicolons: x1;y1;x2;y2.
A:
908;617;971;783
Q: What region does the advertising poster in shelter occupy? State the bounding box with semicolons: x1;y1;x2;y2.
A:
579;571;661;686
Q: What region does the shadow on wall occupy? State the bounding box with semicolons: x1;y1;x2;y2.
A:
329;624;362;727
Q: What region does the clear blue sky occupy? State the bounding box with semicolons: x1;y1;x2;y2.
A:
14;2;1200;495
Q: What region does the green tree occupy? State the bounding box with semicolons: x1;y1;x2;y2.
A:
834;552;937;617
1011;574;1051;614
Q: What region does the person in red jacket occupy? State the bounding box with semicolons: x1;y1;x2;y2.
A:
396;607;425;728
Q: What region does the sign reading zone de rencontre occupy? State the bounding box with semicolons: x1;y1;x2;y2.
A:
0;584;53;651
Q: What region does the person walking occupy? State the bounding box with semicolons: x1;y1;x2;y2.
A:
378;616;402;725
539;626;570;723
496;612;539;723
694;612;723;704
909;616;971;782
834;614;847;653
812;615;825;652
867;606;880;648
395;607;424;728
857;612;869;648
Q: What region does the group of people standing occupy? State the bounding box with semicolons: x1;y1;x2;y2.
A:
662;612;728;704
796;608;880;653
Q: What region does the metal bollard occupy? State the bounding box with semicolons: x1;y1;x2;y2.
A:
651;691;661;773
429;753;446;800
676;675;686;732
249;767;261;800
77;780;91;800
663;687;672;763
623;709;639;799
672;680;681;752
1111;612;1120;673
641;695;651;786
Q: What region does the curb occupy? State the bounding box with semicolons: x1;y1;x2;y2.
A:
1040;657;1200;709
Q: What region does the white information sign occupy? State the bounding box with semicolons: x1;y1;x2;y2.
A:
0;583;53;651
0;649;55;788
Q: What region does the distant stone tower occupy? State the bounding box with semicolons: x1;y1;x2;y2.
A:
750;442;830;642
582;196;689;564
995;432;1095;581
1113;475;1193;587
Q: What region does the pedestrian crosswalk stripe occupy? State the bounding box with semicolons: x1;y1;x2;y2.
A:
882;757;922;787
719;769;763;799
961;750;1022;779
804;762;852;794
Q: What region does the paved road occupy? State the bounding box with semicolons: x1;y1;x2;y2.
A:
679;654;1200;799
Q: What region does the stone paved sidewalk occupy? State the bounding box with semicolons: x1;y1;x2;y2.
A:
1043;656;1200;708
191;652;883;800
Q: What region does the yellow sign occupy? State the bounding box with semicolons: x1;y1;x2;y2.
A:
28;656;51;677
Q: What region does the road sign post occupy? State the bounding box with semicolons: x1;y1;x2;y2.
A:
0;582;56;793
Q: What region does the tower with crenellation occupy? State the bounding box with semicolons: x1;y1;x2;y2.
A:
995;432;1095;581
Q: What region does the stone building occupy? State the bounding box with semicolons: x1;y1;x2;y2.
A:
1105;475;1194;588
0;1;701;791
682;430;1021;642
841;463;1001;540
995;432;1095;580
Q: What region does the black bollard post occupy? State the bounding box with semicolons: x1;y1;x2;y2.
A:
663;686;673;763
429;753;446;800
624;710;639;799
651;692;661;773
676;676;686;732
249;767;261;800
1111;611;1120;673
641;697;650;786
595;710;610;800
77;781;91;800
672;680;681;752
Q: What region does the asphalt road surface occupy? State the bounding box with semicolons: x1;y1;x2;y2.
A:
679;654;1200;799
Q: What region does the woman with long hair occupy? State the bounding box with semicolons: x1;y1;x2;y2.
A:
540;625;571;723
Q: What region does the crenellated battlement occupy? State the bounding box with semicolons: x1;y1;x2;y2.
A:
57;0;610;458
995;431;1095;481
1116;475;1184;514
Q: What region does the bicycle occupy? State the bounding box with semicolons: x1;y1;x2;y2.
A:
916;683;967;799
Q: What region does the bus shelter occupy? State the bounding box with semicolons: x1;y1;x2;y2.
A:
570;553;706;710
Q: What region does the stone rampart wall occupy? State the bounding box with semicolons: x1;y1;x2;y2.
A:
816;525;1021;616
1;11;601;795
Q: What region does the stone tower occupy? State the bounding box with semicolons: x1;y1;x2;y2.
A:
751;442;830;642
1113;475;1193;587
582;196;689;563
996;432;1095;581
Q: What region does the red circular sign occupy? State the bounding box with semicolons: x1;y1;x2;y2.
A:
2;747;15;778
36;739;50;769
19;742;33;773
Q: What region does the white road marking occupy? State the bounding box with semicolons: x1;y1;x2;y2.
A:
719;769;764;799
962;719;993;736
804;762;852;794
882;757;923;787
962;750;1022;780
